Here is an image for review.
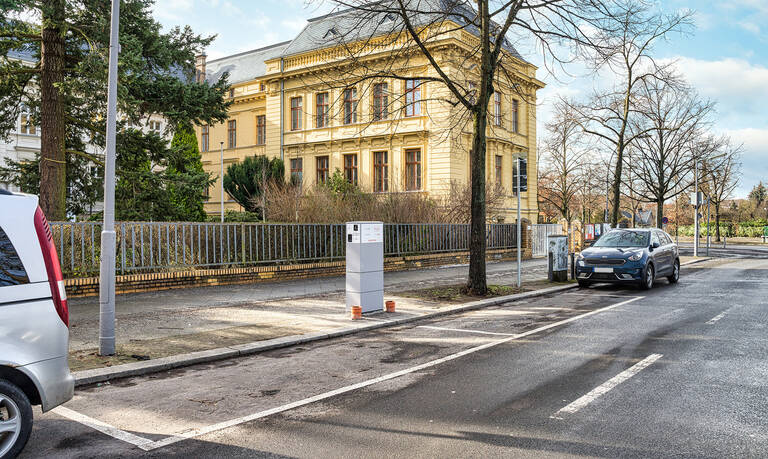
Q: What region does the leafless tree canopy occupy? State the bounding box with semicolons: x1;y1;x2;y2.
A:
699;139;742;241
565;1;694;225
538;99;591;221
625;76;714;227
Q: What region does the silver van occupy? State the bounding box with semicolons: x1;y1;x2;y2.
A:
1;190;74;458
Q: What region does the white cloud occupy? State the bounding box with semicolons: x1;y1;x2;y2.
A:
152;0;194;22
661;56;768;124
720;128;768;198
738;21;761;35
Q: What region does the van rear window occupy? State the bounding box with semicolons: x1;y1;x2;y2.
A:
0;226;29;286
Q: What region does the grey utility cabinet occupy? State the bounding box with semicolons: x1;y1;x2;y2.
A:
346;221;384;313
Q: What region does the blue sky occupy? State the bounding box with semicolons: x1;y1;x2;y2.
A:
154;0;767;199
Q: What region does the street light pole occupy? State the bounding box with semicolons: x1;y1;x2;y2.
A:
694;159;699;257
516;157;522;289
98;0;120;356
706;195;711;256
220;141;224;223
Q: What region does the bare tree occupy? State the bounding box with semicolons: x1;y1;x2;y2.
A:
701;141;742;242
625;77;714;227
538;99;588;221
572;153;604;223
307;0;623;294
568;2;693;226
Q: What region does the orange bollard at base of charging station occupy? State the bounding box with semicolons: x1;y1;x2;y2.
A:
385;300;396;313
351;305;363;320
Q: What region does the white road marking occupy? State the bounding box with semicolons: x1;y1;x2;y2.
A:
707;310;728;324
564;293;630;298
550;353;663;419
63;295;645;452
51;406;155;448
417;325;516;336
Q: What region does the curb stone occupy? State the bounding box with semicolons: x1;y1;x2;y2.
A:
73;282;577;387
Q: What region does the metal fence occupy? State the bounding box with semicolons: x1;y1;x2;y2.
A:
530;224;564;257
50;221;520;277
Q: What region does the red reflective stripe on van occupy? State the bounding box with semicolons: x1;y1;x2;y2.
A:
33;207;69;327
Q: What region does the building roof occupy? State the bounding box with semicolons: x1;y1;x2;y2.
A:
206;0;525;85
281;0;524;60
205;41;291;85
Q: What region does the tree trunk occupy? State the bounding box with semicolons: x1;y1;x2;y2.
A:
656;199;664;229
466;0;491;296
467;108;488;295
715;202;721;242
39;0;67;220
610;144;625;226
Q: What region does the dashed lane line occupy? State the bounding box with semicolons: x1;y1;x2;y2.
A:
550;353;663;419
58;295;645;452
707;310;729;325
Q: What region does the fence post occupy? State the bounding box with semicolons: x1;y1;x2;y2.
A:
241;223;246;265
120;222;126;274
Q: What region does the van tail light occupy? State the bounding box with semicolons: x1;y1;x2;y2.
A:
33;206;69;327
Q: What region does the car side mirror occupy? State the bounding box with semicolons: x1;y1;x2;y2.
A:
650;242;660;250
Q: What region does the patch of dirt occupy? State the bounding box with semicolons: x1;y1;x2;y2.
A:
68;323;307;372
396;280;572;305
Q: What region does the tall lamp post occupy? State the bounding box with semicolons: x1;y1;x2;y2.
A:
694;159;699;257
98;0;120;356
516;157;522;289
220;141;224;223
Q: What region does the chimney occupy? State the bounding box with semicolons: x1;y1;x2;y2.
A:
195;53;207;83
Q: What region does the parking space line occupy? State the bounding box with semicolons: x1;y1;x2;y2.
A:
550;353;662;419
417;325;516;336
135;295;644;451
51;406;155;448
563;293;632;298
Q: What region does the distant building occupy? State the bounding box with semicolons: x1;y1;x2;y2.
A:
1;50;39;193
1;49;171;217
196;6;544;222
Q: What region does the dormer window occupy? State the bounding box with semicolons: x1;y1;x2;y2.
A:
380;13;396;24
324;27;339;39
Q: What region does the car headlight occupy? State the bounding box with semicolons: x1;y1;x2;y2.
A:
627;251;643;262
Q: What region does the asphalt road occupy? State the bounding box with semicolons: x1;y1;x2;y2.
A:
21;256;768;458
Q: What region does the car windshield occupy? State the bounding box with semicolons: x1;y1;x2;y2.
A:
593;230;649;248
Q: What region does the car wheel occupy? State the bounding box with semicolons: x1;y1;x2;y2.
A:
667;260;680;284
0;379;33;459
640;264;654;290
577;280;590;288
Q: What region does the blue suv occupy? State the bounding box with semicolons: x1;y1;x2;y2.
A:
575;228;680;290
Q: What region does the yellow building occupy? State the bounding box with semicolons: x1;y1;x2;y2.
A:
195;9;545;222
